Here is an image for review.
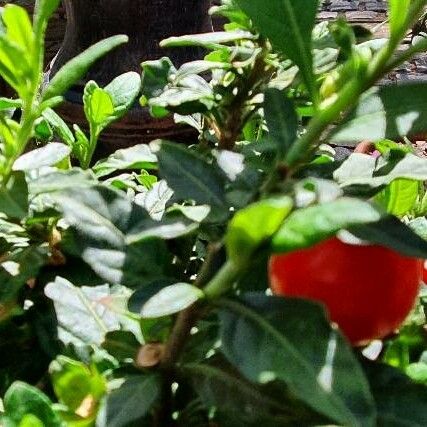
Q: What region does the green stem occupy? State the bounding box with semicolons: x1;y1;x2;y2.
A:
203;260;241;300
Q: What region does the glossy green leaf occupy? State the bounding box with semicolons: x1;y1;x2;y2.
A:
140;283;204;318
3;382;62;427
219;295;376;426
335;153;427;189
375;179;420;217
272;198;383;253
160;31;256;50
226;197;293;264
331;84;427;144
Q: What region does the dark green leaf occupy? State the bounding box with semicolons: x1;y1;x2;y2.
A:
97;375;160;427
156;141;228;221
0;171;28;219
219;295;376;426
350;216;427;258
236;0;318;99
264;89;298;156
102;331;141;361
362;360;427;426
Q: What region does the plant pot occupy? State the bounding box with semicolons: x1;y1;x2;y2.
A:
49;0;212;157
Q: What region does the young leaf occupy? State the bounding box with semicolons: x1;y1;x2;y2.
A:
218;295;376;426
42;35;129;101
50;356;106;412
226;197;293;265
235;0;318;100
3;382;62;427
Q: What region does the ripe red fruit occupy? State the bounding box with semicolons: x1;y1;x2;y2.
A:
269;237;422;345
423;260;427;284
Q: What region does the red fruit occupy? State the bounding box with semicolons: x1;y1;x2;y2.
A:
423;260;427;284
269;237;422;345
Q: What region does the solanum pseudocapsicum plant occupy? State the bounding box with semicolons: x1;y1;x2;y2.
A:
1;0;427;425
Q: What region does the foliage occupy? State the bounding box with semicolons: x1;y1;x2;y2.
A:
0;0;427;425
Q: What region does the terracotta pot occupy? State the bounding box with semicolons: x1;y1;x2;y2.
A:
49;0;212;157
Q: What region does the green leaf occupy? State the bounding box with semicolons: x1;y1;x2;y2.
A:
42;108;75;146
28;168;96;195
13;143;71;171
50;356;106;412
42;35;128;101
235;0;318;99
226;197;293;264
140;283;204;318
185;362;310;425
84;85;115;128
51;185;172;286
0;172;28;219
0;246;46;303
156;141;229;221
375;179;420;217
363;360;427;426
160;31;256;50
93;144;157;178
264;88;298;157
141;57;175;101
271;198;383;253
3;382;62;427
218;295;376;426
33;0;61;38
335;153;427;189
350;216;427;258
2;5;34;54
102;331;140;362
134;180;173;221
44;277;120;346
104;71;141;114
97;375;160;427
389;0;411;41
331;83;427;144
